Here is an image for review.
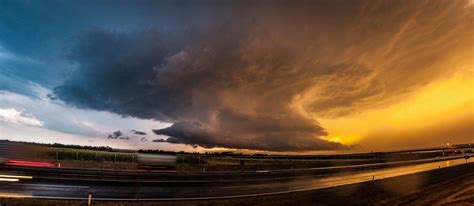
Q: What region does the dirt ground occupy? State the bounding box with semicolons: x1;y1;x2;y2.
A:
1;163;473;206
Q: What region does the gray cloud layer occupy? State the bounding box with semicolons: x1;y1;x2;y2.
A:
54;0;472;151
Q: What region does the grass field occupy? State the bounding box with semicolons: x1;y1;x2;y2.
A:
175;152;453;171
37;147;136;162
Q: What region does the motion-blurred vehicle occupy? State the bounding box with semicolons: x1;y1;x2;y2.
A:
137;153;176;170
0;140;55;167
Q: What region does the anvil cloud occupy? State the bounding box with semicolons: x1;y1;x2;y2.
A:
46;0;473;151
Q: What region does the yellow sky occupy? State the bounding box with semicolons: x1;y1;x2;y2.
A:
319;66;473;150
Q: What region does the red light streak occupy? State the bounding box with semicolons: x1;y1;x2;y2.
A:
5;160;55;168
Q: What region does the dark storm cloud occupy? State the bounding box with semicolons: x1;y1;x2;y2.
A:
108;129;148;140
108;130;131;140
55;0;472;151
107;130;123;139
132;130;147;135
152;120;342;151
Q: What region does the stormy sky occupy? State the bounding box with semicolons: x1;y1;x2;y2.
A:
0;0;472;152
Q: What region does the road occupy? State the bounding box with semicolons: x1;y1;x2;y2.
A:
0;157;470;201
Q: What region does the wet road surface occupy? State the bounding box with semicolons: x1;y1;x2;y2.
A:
0;157;470;200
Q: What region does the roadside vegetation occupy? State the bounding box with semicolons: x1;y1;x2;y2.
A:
1;140;471;171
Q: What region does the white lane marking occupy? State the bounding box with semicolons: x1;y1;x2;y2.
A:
0;178;19;182
0;193;32;198
15;184;90;189
0;174;33;179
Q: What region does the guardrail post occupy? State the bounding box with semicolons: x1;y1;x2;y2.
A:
88;192;92;206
